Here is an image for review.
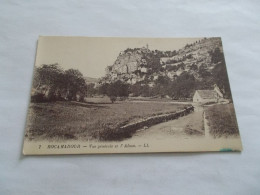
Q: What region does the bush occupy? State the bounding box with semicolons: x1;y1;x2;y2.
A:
109;96;116;103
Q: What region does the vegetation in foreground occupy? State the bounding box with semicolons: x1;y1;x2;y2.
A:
25;100;188;141
205;103;240;138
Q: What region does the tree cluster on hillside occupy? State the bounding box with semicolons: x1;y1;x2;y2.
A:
151;50;177;58
210;48;232;98
100;41;232;101
98;46;231;100
144;54;161;73
32;63;87;102
192;47;232;98
123;47;177;58
125;72;196;99
99;80;130;103
128;47;231;99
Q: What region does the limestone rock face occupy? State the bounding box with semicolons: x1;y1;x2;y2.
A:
102;37;224;85
112;51;145;74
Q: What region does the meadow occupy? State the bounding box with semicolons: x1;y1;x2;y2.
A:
25;98;188;141
205;103;240;138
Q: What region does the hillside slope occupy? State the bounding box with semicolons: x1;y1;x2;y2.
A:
100;37;231;99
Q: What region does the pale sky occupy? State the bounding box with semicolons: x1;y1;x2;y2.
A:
36;36;202;78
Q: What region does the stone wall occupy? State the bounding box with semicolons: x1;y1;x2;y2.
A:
119;106;194;133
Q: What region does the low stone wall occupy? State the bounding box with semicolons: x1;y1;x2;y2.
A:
119;106;194;133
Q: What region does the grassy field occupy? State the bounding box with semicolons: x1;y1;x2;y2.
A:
25;99;188;141
205;103;240;138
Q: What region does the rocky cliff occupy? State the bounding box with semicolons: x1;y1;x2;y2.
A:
101;37;224;87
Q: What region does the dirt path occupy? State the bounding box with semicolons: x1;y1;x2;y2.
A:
128;109;204;141
126;100;230;141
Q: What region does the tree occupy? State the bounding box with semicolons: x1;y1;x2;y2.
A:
99;83;109;95
211;47;224;64
198;64;211;78
212;62;231;99
33;63;65;101
86;83;97;97
156;75;170;86
167;72;196;99
145;54;161;73
100;80;130;103
109;96;117;103
130;83;142;96
190;63;198;71
64;69;87;101
210;47;231;98
32;64;87;102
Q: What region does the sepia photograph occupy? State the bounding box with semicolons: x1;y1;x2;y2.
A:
23;36;242;154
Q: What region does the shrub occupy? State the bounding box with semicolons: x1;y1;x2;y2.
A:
109;96;117;103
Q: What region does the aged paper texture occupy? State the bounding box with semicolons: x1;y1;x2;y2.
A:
23;36;242;155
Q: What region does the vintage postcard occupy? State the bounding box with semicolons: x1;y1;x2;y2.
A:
23;36;242;155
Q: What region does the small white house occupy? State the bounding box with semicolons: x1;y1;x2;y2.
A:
193;85;223;104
